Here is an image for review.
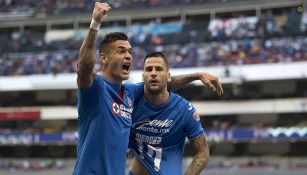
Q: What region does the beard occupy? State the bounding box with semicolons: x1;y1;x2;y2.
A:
144;81;167;95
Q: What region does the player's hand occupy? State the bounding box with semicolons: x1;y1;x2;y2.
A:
126;149;133;158
92;2;111;23
197;72;223;96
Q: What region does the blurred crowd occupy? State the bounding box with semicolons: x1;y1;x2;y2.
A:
1;117;306;134
0;159;65;172
0;36;306;76
0;50;79;76
0;6;306;76
206;118;307;130
0;0;234;16
132;37;307;69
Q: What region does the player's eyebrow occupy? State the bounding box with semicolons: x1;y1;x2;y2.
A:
116;46;132;51
144;65;164;69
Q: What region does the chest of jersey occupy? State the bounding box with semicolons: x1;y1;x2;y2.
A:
131;103;185;147
101;83;135;127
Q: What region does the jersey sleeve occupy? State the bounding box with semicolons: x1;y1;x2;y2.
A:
183;102;205;140
77;75;102;107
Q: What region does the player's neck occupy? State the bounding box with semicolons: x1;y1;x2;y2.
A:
144;88;169;106
102;71;122;86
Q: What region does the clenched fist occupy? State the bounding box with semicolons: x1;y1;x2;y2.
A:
92;2;111;23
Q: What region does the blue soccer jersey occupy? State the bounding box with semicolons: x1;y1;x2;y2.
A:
129;92;204;175
73;75;143;175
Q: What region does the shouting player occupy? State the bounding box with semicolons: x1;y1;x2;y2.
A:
129;52;210;175
74;2;222;175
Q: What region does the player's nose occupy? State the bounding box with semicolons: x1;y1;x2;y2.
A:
150;70;157;77
124;52;132;61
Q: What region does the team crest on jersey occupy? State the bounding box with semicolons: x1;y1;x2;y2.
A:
127;98;132;107
193;111;200;121
112;102;120;114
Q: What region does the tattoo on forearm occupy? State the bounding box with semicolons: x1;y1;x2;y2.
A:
168;73;198;91
77;29;98;87
84;29;97;49
185;135;209;175
78;59;96;75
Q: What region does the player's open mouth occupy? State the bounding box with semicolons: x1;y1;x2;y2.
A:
149;79;159;85
122;62;131;73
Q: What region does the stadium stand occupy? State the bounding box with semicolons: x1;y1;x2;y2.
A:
0;0;306;174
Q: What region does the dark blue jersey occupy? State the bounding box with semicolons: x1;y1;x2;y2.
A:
129;92;204;175
73;75;143;175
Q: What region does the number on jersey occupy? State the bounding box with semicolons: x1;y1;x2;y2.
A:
138;143;162;171
147;145;162;171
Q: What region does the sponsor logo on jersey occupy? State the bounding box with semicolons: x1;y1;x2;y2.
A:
133;119;173;134
112;101;133;119
133;119;173;128
193;111;200;121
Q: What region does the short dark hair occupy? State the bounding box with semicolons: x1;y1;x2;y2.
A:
144;52;169;70
99;32;128;53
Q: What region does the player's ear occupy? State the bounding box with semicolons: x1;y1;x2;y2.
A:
167;72;171;83
100;52;108;64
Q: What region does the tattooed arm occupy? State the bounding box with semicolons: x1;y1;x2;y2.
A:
184;135;209;175
77;29;98;88
168;72;223;96
77;2;111;88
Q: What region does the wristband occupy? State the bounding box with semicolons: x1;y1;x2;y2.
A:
90;18;101;30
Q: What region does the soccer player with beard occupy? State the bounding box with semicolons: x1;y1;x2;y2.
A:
129;52;210;175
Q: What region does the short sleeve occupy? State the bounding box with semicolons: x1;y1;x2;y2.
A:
77;75;102;106
183;102;204;140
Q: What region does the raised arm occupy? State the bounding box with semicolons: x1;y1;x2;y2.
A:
77;2;111;88
184;135;209;175
168;72;223;96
